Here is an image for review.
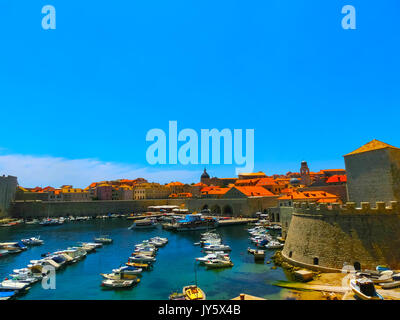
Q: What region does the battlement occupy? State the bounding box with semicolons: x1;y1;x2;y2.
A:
293;200;400;215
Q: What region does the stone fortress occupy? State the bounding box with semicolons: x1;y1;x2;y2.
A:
0;175;18;217
282;140;400;271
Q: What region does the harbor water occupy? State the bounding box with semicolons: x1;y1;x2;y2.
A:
0;219;291;300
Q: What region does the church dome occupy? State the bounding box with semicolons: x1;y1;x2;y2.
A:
201;169;210;179
290;178;300;185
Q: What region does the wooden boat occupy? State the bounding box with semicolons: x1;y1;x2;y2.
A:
248;248;265;260
183;285;206;300
350;278;383;300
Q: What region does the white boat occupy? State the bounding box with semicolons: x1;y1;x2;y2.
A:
101;279;139;289
204;259;234;269
264;240;284;249
25;219;39;225
129;255;156;263
196;253;230;264
21;237;44;246
350;278;383;300
0;249;9;257
203;244;231;252
112;265;143;275
128;219;157;229
94;236;113;244
0;279;31;291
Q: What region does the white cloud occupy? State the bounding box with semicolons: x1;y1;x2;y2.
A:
0;153;200;188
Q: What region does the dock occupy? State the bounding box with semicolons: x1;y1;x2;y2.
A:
217;218;258;226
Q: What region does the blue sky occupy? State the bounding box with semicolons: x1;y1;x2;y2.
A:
0;1;399;187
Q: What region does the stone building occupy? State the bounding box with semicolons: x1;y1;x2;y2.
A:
282;139;400;271
344;139;400;206
0;175;18;217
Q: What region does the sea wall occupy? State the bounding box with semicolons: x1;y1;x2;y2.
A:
9;199;187;218
282;201;400;271
9;196;278;218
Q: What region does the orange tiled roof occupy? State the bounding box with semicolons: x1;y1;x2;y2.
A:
233;186;275;197
193;182;208;187
345;139;400;156
278;190;338;201
256;178;278;186
201;187;230;195
326;175;347;183
166;181;184;186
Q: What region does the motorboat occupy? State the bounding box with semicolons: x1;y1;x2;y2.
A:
264;240;284;249
40;218;63;226
0;242;27;254
94;236;113;244
128;255;156;263
101;272;139;280
203;244;231;252
101;279;139;289
350;278;383;300
183;285;206;300
128;219;157;229
204;259;234;269
125;262;151;270
172;214;219;231
21;237;44;246
25;219;39;225
112;265;143;275
196;253;230;264
0;279;31;291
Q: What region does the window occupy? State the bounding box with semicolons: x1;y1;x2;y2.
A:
313;257;319;265
289;251;292;258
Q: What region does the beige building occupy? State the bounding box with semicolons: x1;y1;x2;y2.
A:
134;183;171;200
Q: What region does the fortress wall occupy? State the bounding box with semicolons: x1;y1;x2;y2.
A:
282;201;400;271
9;199;187;218
345;149;397;206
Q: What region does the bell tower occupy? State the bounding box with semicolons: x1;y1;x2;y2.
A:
300;161;311;186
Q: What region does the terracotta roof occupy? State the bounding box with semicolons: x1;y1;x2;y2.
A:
201;187;230;195
344;139;400;156
256;178;278;186
166;181;184;186
193;182;208;187
278;190;339;201
233;186;275;197
326;175;347;183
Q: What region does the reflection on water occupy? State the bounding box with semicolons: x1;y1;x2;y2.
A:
0;220;290;300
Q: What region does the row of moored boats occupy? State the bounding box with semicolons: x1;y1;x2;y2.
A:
100;237;168;289
0;239;106;300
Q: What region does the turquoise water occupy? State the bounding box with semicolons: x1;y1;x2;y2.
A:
0;219;290;300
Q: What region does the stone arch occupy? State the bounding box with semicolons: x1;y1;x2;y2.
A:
354;261;361;271
222;205;233;216
211;205;221;215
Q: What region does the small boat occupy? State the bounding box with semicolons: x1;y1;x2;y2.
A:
202;244;231;252
101;272;139;280
264;241;284;249
21;237;44;246
112;265;143;275
0;279;31;291
25;219;39;225
376;265;390;273
169;291;186;300
128;219;157;229
101;279;139;289
183;285;206;300
350;278;383;300
0;242;27;253
125;262;151;270
196;253;230;264
372;274;393;284
94;236;113;244
128;255;156;263
204;259;234;269
381;281;400;289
